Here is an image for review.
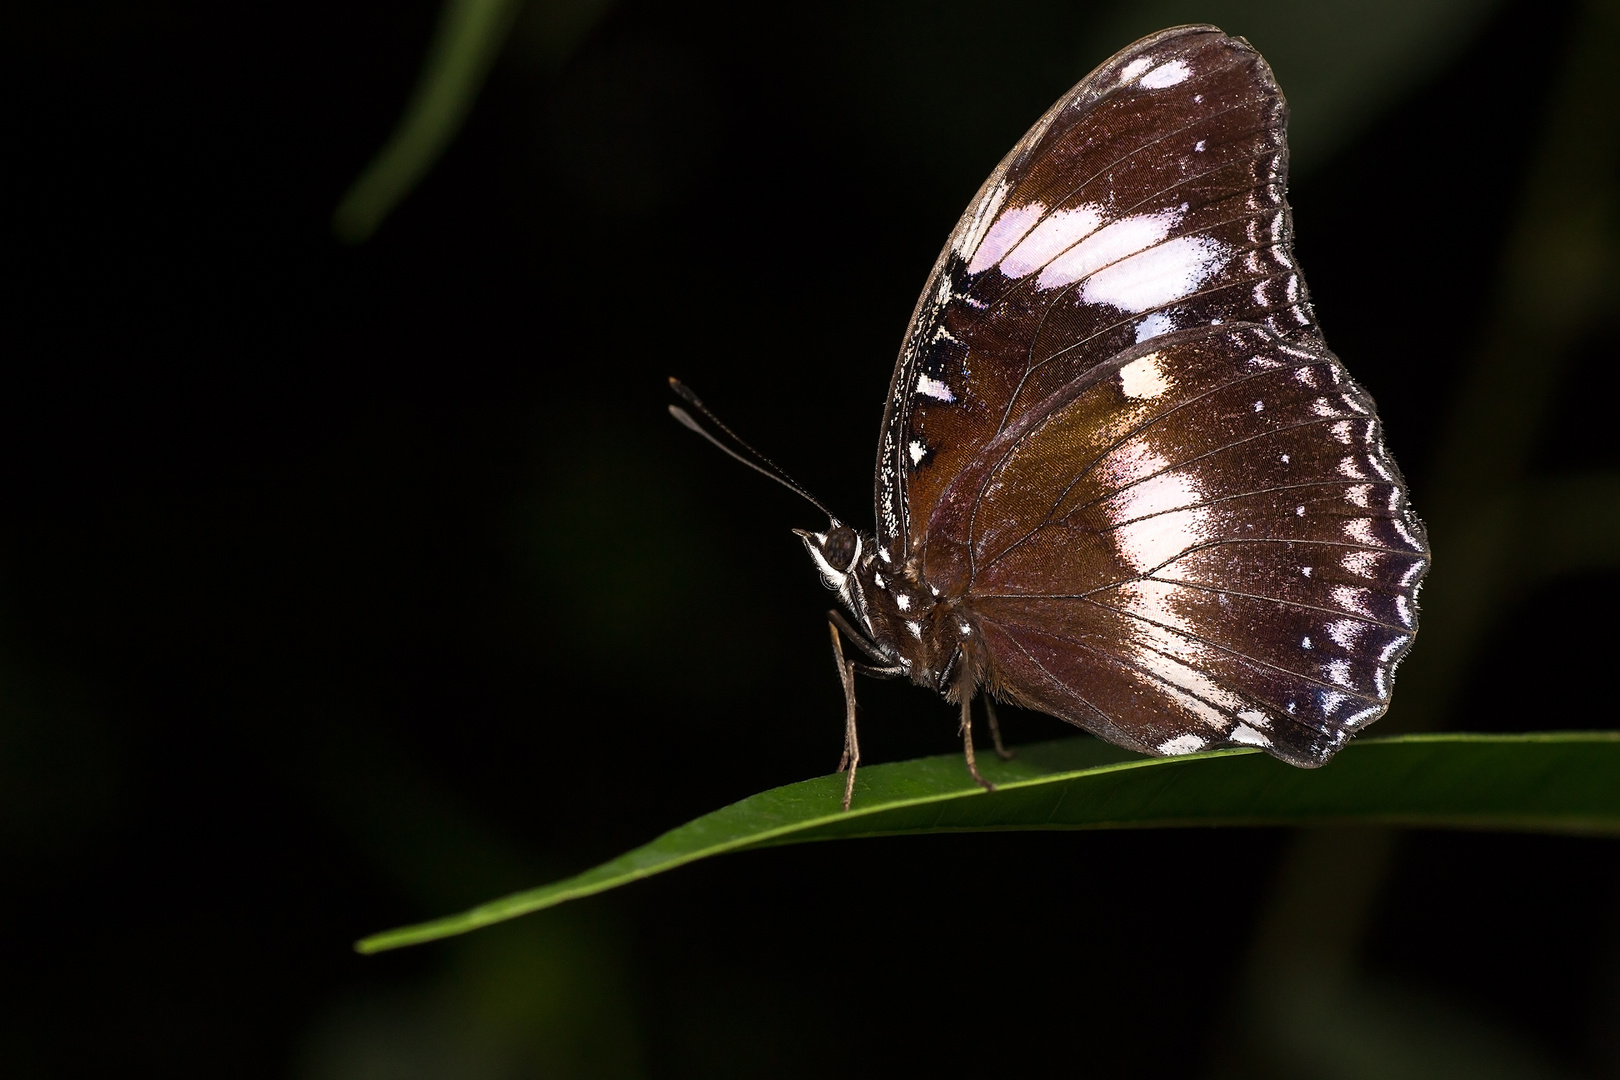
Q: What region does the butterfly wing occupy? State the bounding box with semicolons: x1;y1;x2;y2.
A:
931;323;1427;764
877;25;1315;561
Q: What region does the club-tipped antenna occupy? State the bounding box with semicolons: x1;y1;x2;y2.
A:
667;377;840;523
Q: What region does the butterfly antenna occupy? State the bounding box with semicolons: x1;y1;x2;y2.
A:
667;377;841;523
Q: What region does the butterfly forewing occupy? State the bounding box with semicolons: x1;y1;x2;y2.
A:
878;25;1315;559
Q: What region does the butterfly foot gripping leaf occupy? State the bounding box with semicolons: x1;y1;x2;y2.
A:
677;25;1429;807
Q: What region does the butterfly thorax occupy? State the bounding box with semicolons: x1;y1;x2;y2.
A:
797;523;982;697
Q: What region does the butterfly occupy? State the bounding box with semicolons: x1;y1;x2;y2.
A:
671;24;1429;810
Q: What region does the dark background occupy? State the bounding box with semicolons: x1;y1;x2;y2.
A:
5;0;1618;1076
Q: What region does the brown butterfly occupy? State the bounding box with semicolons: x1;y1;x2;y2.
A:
672;25;1429;810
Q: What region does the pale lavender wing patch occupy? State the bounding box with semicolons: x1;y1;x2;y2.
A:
999;206;1105;279
1080;234;1231;312
967;198;1237;329
963;197;1044;275
1033;210;1177;290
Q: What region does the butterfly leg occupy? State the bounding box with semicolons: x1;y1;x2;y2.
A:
983;696;1015;760
827;619;861;812
958;679;996;794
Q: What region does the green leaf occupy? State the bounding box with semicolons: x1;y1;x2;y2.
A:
357;732;1620;953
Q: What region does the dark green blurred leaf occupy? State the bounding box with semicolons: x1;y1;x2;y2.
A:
334;0;525;242
333;0;618;242
359;732;1620;952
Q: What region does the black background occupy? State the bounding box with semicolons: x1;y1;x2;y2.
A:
5;0;1618;1076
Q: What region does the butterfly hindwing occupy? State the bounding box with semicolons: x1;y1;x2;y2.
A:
929;323;1426;762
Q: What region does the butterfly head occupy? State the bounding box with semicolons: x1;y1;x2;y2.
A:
795;523;862;593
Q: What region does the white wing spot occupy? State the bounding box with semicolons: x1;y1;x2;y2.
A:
1158;734;1205;755
1031;209;1177;291
1327;618;1366;649
1341;550;1376;577
915;373;955;402
1393;517;1423;549
1113;580;1249;728
1229;723;1270;747
1346;704;1383;727
1120;57;1152;82
1001;205;1105;280
1079;235;1230;313
1140;60;1191;88
1194;139;1206;152
908;439;927;465
1113;498;1209;572
1119;352;1169;399
1346;519;1378;545
1325;659;1354;688
1134;311;1176;343
1331;585;1374;617
1102;441;1211;571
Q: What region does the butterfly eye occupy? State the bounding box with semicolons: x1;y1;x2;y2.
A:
822;526;858;571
